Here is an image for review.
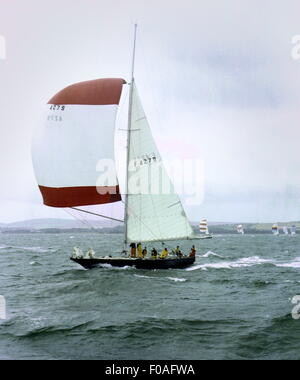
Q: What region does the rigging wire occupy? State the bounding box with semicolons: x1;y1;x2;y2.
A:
70;208;123;223
63;208;97;230
121;200;179;253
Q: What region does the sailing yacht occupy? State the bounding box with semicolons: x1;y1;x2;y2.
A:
236;224;244;235
282;226;289;235
31;25;198;270
199;219;212;239
291;225;297;236
272;224;279;235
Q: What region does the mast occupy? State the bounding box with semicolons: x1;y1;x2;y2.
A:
124;23;138;251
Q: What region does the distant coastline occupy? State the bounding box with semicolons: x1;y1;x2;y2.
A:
0;219;299;235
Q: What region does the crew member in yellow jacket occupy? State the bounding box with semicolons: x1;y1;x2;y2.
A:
160;248;169;259
137;243;143;259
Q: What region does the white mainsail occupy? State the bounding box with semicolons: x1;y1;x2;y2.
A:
125;83;194;243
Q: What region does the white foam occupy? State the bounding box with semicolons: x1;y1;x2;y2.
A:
134;274;155;279
186;256;272;271
6;246;55;253
99;264;133;270
98;263;113;269
29;261;41;266
134;274;187;282
201;251;225;259
276;257;300;269
166;277;186;282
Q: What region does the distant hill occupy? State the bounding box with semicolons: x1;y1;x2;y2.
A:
1;218;299;234
0;218;121;230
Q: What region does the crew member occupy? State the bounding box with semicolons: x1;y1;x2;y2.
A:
175;246;183;258
137;243;143;259
160;248;169;259
189;245;196;258
142;247;148;258
130;242;136;258
151;248;158;259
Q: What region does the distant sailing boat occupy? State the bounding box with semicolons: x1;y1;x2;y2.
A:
31;25;199;270
236;224;244;235
199;219;212;239
272;224;279;235
291;225;297;236
282;226;289;235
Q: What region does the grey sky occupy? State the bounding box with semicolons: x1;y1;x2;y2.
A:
0;0;300;223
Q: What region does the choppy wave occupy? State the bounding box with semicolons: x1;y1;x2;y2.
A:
134;274;186;282
186;256;272;271
4;320;95;339
24;246;57;253
234;312;300;360
201;251;225;259
1;232;300;360
29;261;42;266
98;264;133;270
0;245;13;250
187;255;300;272
275;257;300;269
4;316;243;340
251;280;273;287
166;277;186;282
0;246;56;253
134;274;156;279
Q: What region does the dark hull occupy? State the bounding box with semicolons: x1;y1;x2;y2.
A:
71;256;195;270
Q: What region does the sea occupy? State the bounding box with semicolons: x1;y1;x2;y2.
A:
0;232;300;360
